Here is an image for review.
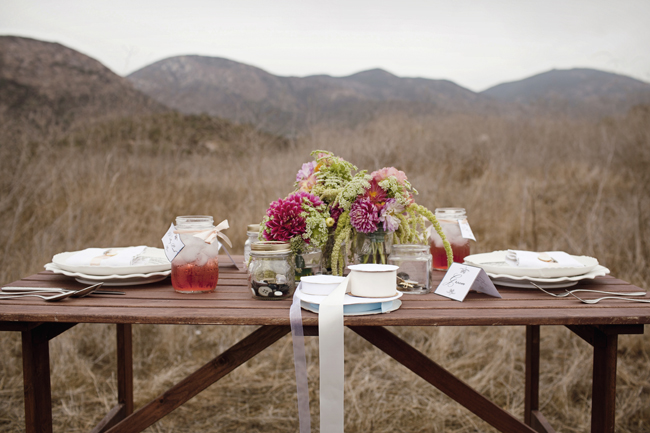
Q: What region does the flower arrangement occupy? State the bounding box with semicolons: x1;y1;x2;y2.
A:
259;150;453;277
327;165;453;275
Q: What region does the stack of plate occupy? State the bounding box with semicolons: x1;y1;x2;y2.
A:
464;251;609;289
45;247;171;286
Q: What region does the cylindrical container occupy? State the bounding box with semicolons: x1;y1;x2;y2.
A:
243;224;261;268
300;275;346;296
171;215;220;293
388;244;432;294
295;246;322;282
354;228;393;265
347;264;398;298
430;208;471;271
249;241;295;300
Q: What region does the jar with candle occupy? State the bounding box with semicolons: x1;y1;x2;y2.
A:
429;208;473;271
249;241;295;300
388;244;432;294
171;215;221;293
243;224;261;269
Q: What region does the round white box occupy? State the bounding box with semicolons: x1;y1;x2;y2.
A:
300;275;347;296
348;264;399;298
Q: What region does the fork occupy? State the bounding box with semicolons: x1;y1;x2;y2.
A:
0;283;103;302
530;282;646;298
566;290;650;304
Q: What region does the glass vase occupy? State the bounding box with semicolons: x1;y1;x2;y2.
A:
355;228;393;265
295;246;322;282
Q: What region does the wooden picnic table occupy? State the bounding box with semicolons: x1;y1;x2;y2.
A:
0;255;648;433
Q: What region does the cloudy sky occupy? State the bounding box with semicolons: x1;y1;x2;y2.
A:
1;0;649;91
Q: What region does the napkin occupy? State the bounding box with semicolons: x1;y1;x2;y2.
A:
66;246;147;267
505;250;585;268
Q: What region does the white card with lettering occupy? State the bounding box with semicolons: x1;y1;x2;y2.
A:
435;263;501;302
458;219;476;241
161;223;185;262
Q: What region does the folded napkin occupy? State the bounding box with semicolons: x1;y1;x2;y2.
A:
505;250;585;268
66;246;147;267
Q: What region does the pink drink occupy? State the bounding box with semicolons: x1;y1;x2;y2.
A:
431;239;470;271
172;257;219;293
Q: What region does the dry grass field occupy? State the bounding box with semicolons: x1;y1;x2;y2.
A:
1;108;649;432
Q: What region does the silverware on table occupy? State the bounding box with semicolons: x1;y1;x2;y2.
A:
0;283;103;302
566;290;650;304
2;287;124;296
531;282;646;298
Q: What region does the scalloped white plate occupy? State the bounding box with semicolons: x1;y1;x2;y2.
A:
45;263;170;286
487;265;610;289
464;251;599;278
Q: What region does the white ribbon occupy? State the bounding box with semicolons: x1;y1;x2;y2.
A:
290;284;311;433
319;275;349;433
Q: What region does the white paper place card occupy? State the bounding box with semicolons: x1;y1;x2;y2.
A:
458;219;476;241
161;223;185;262
435;263;501;301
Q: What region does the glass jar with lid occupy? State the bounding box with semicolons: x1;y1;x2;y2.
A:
249;241;295;300
429;208;472;271
388;244;432;294
171;215;220;293
243;224;261;268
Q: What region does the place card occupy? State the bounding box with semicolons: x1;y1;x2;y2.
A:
162;223;185;262
435;263;501;302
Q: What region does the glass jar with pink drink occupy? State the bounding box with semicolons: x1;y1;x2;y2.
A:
171;216;221;293
429;208;473;271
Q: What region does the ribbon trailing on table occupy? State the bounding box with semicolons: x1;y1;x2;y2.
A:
290;284;311;433
290;276;350;433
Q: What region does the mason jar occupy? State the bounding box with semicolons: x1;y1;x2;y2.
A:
429;208;471;271
249;241;295;300
388;244;432;294
243;223;261;269
171;215;220;293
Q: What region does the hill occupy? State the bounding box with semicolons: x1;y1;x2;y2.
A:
127;55;496;133
0;36;166;136
481;68;650;116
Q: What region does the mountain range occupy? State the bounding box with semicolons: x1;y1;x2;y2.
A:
2;35;650;136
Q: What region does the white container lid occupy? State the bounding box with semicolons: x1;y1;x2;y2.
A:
347;264;399;273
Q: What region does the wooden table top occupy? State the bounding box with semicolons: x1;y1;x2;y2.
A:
1;256;648;327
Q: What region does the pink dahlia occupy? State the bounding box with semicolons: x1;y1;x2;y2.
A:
263;192;323;242
349;197;380;233
371;167;408;185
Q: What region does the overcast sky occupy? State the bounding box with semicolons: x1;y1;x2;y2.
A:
1;0;649;91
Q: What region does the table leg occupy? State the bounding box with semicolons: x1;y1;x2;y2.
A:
525;325;540;426
22;325;53;433
591;329;618;433
21;323;76;433
117;324;134;415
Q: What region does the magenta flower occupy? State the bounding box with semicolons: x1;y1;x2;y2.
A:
349;197;380;233
263;192;322;242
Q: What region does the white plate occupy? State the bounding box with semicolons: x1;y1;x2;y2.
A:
465;251;599;278
45;263;171;286
52;247;171;276
295;285;403;315
487;265;610;289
